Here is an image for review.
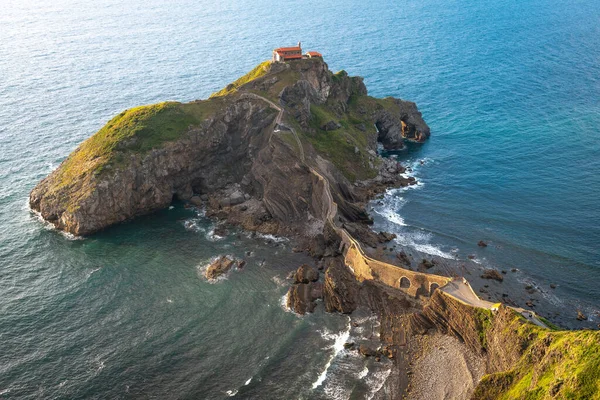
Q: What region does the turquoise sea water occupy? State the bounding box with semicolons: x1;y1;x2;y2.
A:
1;0;599;398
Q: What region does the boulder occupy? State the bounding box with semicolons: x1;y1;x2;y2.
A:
419;259;436;269
321;120;342;131
396;251;411;266
359;344;377;357
205;256;237;280
478;240;488;247
377;231;397;243
576;311;587;321
190;196;203;207
481;269;504;282
213;225;228;237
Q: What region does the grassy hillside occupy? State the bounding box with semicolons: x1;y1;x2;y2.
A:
474;312;600;399
210;61;271;98
51;100;219;192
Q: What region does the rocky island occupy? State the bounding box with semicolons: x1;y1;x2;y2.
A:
31;57;599;399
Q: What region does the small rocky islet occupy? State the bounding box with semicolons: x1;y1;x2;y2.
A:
30;57;600;399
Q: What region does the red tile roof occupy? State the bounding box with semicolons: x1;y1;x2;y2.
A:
274;46;301;52
306;51;322;57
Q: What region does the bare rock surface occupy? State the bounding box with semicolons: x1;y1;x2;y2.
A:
30;58;430;239
205;256;237;280
408;333;485;400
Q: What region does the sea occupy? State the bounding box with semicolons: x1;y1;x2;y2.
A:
0;0;599;398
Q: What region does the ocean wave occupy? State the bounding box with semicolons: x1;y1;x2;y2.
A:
206;228;225;241
85;266;102;280
29;205;85;240
271;275;287;287
312;318;352;389
279;293;292;313
365;368;392;400
357;366;369;379
183;218;207;233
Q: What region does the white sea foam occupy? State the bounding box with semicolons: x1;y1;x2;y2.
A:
244;378;252;385
197;256;234;283
365;368;392;400
183;218;206;233
85;267;102;280
225;389;238;397
271;275;287;287
206;228;225;241
255;233;288;243
312;318;351;389
357;366;369;379
279;293;292;313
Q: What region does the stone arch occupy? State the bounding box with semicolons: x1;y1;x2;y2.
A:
429;283;440;297
399;276;411;289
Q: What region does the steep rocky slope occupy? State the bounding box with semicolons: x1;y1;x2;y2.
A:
30;58;428;236
420;291;600;399
30;57;600;399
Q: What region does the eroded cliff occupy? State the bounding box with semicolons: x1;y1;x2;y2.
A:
30;58;428;237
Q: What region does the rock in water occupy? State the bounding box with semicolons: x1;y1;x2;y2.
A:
286;281;323;314
481;269;504;282
477;240;488;247
293;264;319;284
576;311;587;321
205;256;236;280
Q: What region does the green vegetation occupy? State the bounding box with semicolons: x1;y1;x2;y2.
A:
473;312;600;399
210;61;272;98
303;103;379;182
51;99;220;194
331;70;347;83
474;308;494;349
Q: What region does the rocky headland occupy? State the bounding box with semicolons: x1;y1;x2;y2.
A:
30;58;599;399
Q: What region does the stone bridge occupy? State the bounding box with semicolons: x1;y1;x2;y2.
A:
338;228;451;297
249;93;546;326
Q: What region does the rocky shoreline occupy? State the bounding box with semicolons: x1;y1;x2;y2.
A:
30;57;600;399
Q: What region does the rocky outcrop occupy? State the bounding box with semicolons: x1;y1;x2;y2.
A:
323;257;360;313
30;58;430;237
205;256;238;280
286;281;323;314
286;264;323;314
293;264;319;284
375;98;430;148
481;269;504;282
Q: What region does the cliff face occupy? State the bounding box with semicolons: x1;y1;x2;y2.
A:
411;291;600;399
30;58;429;237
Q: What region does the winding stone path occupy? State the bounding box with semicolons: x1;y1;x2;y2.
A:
242;93;548;328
